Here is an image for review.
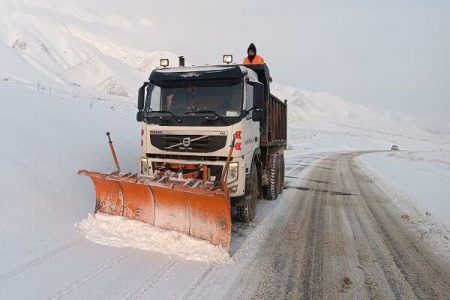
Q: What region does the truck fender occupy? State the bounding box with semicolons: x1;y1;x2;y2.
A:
231;149;262;207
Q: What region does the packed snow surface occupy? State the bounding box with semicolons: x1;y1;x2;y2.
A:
76;214;231;263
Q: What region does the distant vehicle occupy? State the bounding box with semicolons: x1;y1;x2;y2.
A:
391;145;399;151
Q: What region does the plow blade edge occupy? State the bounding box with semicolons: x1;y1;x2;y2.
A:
78;170;232;251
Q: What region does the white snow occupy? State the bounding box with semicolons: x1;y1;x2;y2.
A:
76;214;230;263
2;76;449;297
274;82;450;155
0;0;178;97
0;83;139;272
359;151;450;226
1;0;450;297
357;151;450;261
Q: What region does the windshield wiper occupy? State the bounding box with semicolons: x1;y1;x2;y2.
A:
185;110;222;120
145;110;180;122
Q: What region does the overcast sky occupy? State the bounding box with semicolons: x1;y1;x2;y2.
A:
62;0;450;118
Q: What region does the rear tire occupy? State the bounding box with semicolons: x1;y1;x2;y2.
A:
277;153;285;194
237;162;258;223
265;153;280;200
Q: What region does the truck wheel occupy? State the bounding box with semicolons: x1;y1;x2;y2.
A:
265;153;280;200
277;153;285;194
237;162;258;223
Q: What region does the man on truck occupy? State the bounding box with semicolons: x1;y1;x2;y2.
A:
243;43;265;64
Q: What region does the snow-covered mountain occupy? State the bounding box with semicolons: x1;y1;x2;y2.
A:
267;83;450;152
272;83;450;135
1;0;449;142
0;0;177;96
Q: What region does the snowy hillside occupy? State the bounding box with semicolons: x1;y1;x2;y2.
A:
271;83;450;152
1;0;449;144
273;82;450;135
0;0;177;96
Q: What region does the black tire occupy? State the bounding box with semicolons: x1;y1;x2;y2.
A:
265;153;280;200
237;162;258;223
277;153;285;194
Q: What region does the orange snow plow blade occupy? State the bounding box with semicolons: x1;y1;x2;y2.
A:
77;170;232;251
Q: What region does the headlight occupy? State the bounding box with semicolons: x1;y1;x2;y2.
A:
141;157;150;175
226;162;239;184
228;185;238;194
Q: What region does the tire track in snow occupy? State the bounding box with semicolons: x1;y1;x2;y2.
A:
233;152;450;299
187;156;320;299
172;264;215;300
125;260;178;300
0;238;84;289
49;248;136;300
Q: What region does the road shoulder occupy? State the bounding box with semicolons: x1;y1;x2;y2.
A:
356;152;450;267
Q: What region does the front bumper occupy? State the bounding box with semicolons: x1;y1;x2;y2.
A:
140;155;245;197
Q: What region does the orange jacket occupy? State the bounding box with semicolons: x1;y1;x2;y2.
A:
243;55;265;64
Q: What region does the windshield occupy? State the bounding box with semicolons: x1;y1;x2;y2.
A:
145;81;243;117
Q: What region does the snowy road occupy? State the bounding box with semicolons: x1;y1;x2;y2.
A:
1;152;449;299
232;152;450;299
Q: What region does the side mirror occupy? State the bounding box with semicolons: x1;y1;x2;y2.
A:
253;82;264;109
138;82;149;111
252;108;264;122
136;111;144;122
251;82;264;122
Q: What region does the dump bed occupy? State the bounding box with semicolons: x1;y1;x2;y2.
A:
243;64;287;147
263;93;287;146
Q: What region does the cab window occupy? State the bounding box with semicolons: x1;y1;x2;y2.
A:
246;83;254;119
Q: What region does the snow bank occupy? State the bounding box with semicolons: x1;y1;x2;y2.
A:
358;151;450;261
76;214;231;264
359;151;450;227
0;82;140;270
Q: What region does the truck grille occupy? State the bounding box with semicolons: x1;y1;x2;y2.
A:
150;135;227;153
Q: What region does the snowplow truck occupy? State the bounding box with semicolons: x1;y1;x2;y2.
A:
78;59;287;252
